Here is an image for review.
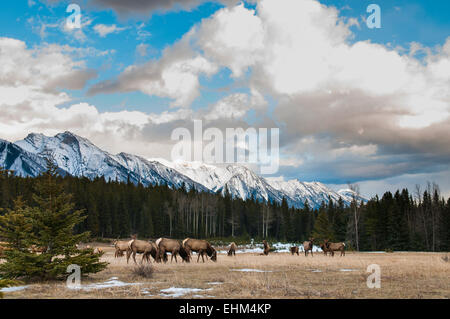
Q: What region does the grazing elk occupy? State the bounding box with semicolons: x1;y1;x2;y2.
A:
324;240;346;257
303;238;314;257
319;243;330;256
183;238;217;263
261;240;270;256
127;238;159;264
114;240;132;258
227;242;237;256
157;238;190;263
290;246;299;255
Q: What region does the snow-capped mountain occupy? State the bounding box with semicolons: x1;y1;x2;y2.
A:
13;132;206;191
268;179;355;208
156;160;232;192
114;152;208;191
216;165;285;203
0;138;50;177
0;131;366;208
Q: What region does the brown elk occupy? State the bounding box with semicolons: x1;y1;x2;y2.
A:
303;238;314;257
261;240;270;255
157;238;190;263
290;246;299;255
183;238;217;263
127;238;159;264
227;242;237;256
324;240;346;257
319;243;330;256
114;240;132;258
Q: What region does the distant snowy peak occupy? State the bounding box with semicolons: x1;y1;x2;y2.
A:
0;139;48;177
13;132;206;191
16;131;131;182
158;160;232;192
267;179;360;208
1;131;366;209
337;189;367;203
117;153;209;192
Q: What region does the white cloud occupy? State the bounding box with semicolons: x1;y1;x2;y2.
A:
89;34;218;107
93;24;127;37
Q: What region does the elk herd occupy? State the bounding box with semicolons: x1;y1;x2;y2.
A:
114;236;218;264
111;236;346;265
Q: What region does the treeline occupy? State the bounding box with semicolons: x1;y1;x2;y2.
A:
0;169;449;251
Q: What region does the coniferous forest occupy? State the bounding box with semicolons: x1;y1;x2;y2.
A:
0;168;449;252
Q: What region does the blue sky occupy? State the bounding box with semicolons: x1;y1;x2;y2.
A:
1;0;449;197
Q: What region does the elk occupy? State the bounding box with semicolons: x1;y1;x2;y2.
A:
182;238;217;263
114;240;131;258
157;238;190;263
324;240;346;257
227;242;237;256
127;238;159;264
303;238;314;257
262;240;270;255
319;243;330;256
290;246;299;255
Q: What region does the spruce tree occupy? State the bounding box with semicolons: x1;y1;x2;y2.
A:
0;159;108;280
312;208;335;242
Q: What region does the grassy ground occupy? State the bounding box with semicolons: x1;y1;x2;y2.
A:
2;243;449;299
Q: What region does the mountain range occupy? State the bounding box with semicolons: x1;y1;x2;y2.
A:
0;131;366;209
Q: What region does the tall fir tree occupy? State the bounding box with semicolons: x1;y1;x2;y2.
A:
312;206;335;241
0;159;108;280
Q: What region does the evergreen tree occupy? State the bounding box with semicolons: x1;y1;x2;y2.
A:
312;207;334;241
0;159;108;280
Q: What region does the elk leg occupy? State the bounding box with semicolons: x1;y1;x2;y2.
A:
126;250;131;264
197;252;201;263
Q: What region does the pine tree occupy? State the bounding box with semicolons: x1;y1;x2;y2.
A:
0;159;108;280
312;208;335;241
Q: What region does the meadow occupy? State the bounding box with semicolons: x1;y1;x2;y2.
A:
1;243;449;299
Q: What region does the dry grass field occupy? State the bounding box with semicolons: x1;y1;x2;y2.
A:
2;243;449;299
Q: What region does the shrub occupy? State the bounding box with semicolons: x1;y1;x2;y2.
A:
131;264;154;279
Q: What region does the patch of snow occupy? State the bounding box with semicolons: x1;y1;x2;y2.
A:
159;287;213;298
68;277;141;291
0;285;30;293
339;269;357;272
218;242;322;254
207;282;223;285
230;268;273;273
141;288;153;296
311;269;322;273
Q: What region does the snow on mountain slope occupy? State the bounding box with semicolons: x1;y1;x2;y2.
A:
156;160;232;191
0;139;48;177
268;179;353;208
0;131;366;208
337;189;368;203
216;165;285;203
16;132;137;183
115;153;209;191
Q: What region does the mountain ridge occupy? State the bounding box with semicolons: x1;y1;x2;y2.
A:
0;131;366;208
